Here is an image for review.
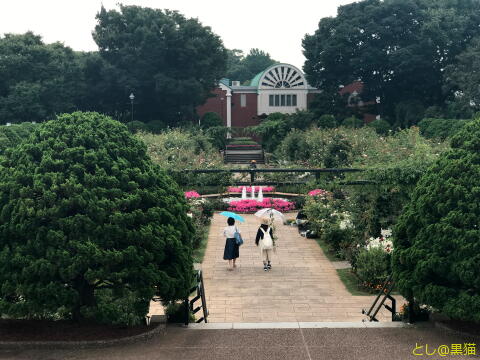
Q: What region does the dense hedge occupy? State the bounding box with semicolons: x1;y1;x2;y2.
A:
393;118;480;321
417;118;470;140
0;112;194;325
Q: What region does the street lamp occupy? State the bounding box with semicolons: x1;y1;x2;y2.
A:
129;93;135;122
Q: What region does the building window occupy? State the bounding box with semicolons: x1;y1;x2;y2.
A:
268;94;298;107
240;94;246;107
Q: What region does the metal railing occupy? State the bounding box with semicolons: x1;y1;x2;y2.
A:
175;167;373;186
362;274;398;322
184;270;208;325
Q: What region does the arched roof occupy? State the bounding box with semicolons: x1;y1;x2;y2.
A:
249;63;308;90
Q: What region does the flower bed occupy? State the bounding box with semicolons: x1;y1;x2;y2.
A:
227;198;295;213
228;186;275;193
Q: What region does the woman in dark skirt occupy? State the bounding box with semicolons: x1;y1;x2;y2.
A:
223;217;240;270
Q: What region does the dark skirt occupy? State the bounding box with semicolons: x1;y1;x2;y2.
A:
223;238;239;260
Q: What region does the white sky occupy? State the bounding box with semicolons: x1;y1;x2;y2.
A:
0;0;356;70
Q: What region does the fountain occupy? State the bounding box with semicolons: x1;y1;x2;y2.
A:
258;186;263;202
241;186;247;199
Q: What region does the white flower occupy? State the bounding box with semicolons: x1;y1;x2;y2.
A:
381;228;392;237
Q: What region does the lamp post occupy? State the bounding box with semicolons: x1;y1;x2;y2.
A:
129;93;135;122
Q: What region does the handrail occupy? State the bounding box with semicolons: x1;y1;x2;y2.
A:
362;274;398;322
176;168;364;174
184;270;208;325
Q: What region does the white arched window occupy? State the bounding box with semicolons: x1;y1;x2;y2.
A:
257;64;309;115
259;64;307;90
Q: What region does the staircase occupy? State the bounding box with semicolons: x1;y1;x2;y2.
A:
224;145;265;164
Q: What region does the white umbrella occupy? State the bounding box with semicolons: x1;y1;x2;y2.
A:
254;208;285;222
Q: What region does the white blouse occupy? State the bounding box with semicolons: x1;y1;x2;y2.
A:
223;225;240;238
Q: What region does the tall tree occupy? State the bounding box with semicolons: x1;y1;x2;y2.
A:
92;5;228;125
443;37;480;118
225;48;277;84
303;0;480;126
0;32;82;124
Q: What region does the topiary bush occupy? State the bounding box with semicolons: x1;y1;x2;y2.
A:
393;118;480;321
0;112;194;326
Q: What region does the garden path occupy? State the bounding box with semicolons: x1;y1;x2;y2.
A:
201;213;404;323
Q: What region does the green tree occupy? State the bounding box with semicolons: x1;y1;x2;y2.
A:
393;118;480;321
0;112;194;325
0;122;36;156
226;48;277;84
0;32;83;124
303;0;480;125
444;37;480;118
93;5;228;125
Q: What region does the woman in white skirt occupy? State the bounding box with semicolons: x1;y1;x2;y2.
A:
255;217;274;271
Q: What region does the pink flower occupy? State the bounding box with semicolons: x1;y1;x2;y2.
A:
185;190;200;199
308;189;329;197
227;198;295;213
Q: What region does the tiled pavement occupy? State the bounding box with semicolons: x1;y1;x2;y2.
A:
201;213;403;323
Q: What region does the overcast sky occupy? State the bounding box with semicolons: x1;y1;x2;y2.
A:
0;0;356;70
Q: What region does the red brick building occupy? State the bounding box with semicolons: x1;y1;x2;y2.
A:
196;63;321;133
196;63;378;132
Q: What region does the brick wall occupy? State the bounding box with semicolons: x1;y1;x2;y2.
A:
231;93;259;128
196;88;228;126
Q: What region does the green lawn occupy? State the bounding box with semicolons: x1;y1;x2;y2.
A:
314;237;380;296
314;237;341;262
336;268;373;296
193;225;210;263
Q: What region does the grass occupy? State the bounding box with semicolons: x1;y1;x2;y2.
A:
314;237;380;296
314;237;342;262
192;225;210;263
336;269;373;296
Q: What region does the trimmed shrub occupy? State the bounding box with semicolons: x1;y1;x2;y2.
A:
201;112;223;128
317;114;337;128
367;119;391;135
393;118;480;321
146;120;166;134
417;118;469;140
126;120;149;133
0;112;194;325
342;116;364;128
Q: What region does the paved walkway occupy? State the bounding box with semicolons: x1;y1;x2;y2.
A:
201;213;403;323
4;325;478;360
